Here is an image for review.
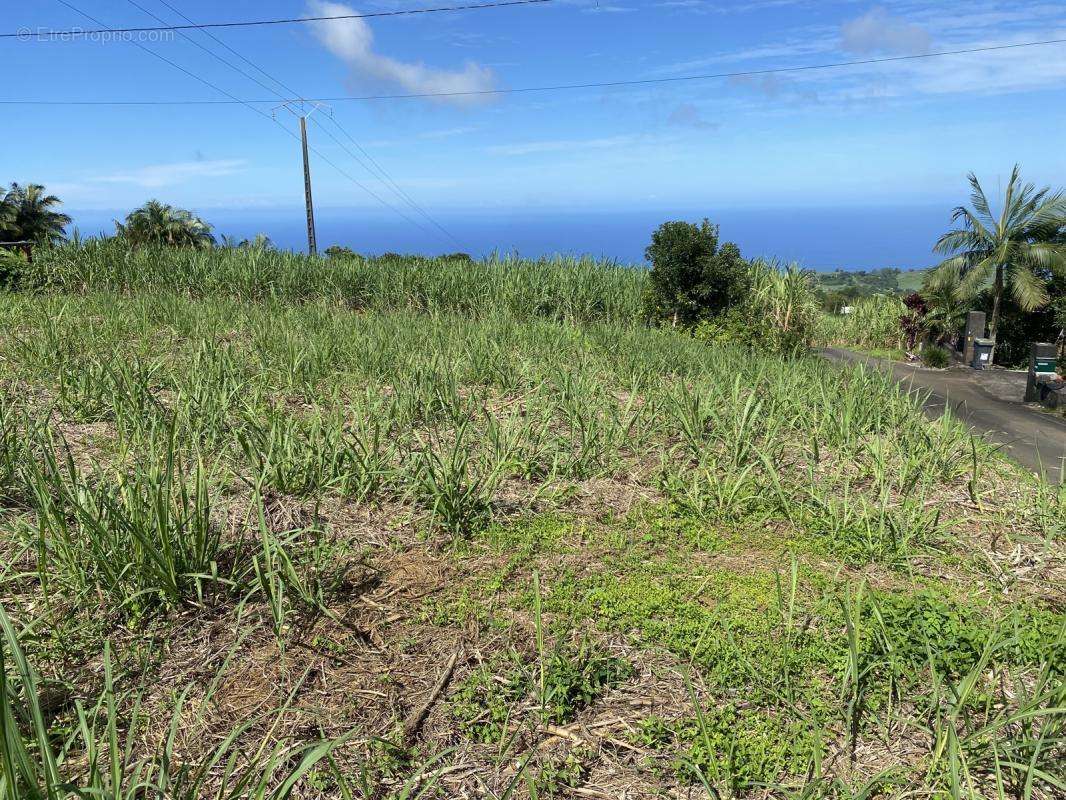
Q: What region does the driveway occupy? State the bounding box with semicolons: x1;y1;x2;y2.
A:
821;348;1066;484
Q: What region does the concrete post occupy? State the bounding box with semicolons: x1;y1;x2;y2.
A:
1025;342;1058;402
963;311;986;365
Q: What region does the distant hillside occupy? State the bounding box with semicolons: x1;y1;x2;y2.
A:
814;267;927;298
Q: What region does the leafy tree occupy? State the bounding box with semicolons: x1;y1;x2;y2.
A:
930;165;1066;357
115;200;214;249
0;183;71;245
642;219;749;327
324;245;356;259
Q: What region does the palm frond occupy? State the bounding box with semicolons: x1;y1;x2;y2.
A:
1006;261;1049;311
1020;241;1066;276
926;257;969;291
966;172;995;228
957;258;995;298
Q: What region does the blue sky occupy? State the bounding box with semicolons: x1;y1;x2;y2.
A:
3;1;1066;239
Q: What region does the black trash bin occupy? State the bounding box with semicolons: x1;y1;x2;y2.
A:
972;338;995;369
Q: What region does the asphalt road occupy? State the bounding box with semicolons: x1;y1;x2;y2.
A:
822;348;1066;484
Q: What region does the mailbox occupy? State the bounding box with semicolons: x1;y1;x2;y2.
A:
1025;342;1059;401
971;338;994;369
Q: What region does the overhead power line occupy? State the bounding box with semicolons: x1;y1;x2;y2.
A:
151;0;302;98
4;37;1064;106
120;0;295;103
310;115;466;249
139;0;464;248
52;0;439;243
1;0;553;39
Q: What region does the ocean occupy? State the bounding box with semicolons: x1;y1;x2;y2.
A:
66;204;952;271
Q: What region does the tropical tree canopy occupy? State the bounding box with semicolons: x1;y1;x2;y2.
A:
929;165;1066;347
918;270;970;348
221;233;274;250
0;183;71;245
116;200;215;249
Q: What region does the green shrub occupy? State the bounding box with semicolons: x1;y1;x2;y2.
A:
323;245;357;259
642;219;748;328
921;345;951;368
695;260;820;353
691;308;752;347
0;248;28;290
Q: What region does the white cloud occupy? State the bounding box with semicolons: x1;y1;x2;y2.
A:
841;7;932;55
91;159;247;188
667;103;719;129
420;126;478;139
648;30;839;74
306;0;497;106
862;35;1066;99
487;135;643;157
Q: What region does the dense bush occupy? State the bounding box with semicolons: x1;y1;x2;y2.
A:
324;245;358;259
921;345;951;368
900;293;928;350
695;260;819;353
642;219;749;327
0;248;28;290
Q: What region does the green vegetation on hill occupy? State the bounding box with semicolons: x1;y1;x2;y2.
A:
813;266;927;302
0;242;1061;799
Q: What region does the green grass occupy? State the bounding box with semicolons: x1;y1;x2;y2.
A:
0;246;1061;798
25;239;645;326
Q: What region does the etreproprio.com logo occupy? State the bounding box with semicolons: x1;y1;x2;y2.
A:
17;27;176;43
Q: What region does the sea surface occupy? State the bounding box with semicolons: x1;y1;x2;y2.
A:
66;205;952;271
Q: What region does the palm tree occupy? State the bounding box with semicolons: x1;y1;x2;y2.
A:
930;166;1066;356
0;194;15;240
920;272;969;348
116;200;214;249
0;183;71;245
221;233;274;250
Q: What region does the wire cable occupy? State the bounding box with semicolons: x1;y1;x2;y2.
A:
322;113;464;248
150;0;303;99
121;0;297;102
137;0;463;247
310;116;464;248
2;0;553;39
53;0;439;242
5;36;1064;105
